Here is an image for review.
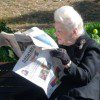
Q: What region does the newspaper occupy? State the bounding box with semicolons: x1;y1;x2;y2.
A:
13;45;65;98
0;27;65;98
0;30;33;57
14;31;33;53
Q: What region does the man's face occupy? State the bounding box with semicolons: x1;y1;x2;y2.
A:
54;22;73;46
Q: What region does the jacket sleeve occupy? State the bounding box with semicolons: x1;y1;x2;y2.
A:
64;44;100;85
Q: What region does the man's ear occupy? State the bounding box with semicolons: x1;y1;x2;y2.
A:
72;28;78;39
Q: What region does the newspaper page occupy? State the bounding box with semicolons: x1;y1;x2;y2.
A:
13;27;65;98
13;45;62;98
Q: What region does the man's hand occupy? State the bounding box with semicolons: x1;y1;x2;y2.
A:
50;48;70;65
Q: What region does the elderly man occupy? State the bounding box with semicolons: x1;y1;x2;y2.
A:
49;6;100;100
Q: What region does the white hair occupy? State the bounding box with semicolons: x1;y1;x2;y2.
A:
54;6;84;35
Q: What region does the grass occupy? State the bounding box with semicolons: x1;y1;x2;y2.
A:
0;46;18;62
85;22;100;44
44;28;57;41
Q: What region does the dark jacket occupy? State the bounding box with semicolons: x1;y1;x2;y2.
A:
50;34;100;100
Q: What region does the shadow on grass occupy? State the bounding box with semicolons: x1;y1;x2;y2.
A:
12;24;54;31
1;11;54;25
72;1;100;22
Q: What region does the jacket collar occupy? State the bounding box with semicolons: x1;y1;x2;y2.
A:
74;33;90;49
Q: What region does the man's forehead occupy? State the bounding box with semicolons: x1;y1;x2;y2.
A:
55;22;63;27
